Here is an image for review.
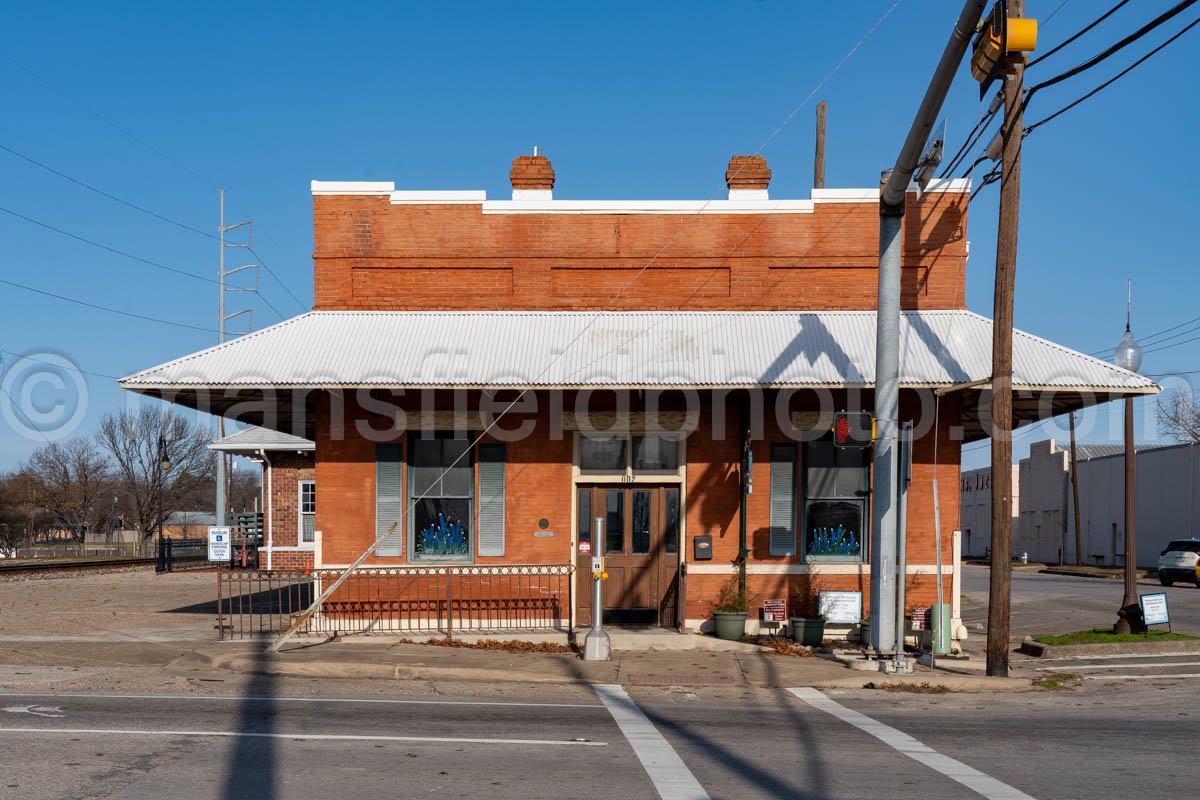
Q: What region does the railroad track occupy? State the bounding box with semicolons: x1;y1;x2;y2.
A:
0;557;158;575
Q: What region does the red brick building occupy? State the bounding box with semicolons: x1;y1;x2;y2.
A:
123;153;1154;639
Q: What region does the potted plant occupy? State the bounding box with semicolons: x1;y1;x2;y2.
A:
711;574;757;641
788;576;827;646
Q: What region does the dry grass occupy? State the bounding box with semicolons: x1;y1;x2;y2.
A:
396;636;579;654
751;635;816;657
864;681;952;694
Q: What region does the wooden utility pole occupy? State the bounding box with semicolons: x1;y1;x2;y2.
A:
814;100;827;189
986;0;1025;678
1069;410;1083;566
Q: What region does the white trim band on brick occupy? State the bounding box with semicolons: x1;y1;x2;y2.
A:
683;563;953;575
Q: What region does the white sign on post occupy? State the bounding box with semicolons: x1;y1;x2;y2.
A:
207;526;231;562
1140;592;1170;627
818;590;863;624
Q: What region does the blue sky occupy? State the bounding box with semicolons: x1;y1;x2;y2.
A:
1;1;1197;470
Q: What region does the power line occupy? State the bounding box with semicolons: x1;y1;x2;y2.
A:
248;246;309;313
0;204;218;285
0;350;122;381
1025;14;1200;136
0;48;220;191
0;142;218;241
1022;0;1197;104
1027;0;1131;68
0;277;216;334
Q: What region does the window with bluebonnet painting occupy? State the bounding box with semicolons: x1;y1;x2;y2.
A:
410;432;472;560
803;434;869;561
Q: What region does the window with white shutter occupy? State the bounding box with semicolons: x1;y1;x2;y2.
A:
769;444;797;556
375;444;404;557
477;444;505;557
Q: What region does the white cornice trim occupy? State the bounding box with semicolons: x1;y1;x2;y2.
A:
481;199;816;215
311;181;395;196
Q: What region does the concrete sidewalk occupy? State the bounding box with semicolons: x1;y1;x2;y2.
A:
174;638;1029;692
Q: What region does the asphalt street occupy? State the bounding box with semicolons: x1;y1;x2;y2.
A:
960;565;1200;637
2;678;1198;800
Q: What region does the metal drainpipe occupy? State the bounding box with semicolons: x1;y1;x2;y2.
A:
260;449;273;571
738;398;750;599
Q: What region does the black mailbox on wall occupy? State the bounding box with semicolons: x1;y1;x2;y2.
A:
693;535;713;561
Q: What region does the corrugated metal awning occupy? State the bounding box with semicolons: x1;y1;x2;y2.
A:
121;310;1156;393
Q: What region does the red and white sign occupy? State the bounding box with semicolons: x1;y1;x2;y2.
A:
762;598;787;622
578;541;592;554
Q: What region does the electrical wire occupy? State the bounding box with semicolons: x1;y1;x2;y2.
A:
248;246;310;313
1027;0;1131;68
0;277;217;334
1025;14;1200;136
1022;0;1197;106
0;349;122;381
0;205;218;285
0;142;219;241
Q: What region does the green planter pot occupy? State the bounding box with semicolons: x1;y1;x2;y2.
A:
712;611;748;641
789;616;826;647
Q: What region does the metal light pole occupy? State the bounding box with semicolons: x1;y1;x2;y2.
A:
156;435;172;573
1113;282;1143;634
583;516;612;661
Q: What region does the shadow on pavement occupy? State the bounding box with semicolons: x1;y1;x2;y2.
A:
635;656;831;799
218;645;276;800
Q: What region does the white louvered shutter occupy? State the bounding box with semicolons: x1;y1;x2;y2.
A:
477;444;506;557
769;444;797;556
375;444;405;557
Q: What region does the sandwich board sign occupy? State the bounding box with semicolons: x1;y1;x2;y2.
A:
1140;592;1170;629
207;526;231;562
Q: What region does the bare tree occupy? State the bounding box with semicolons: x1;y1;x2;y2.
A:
24;437;112;538
1157;391;1200;443
96;407;215;537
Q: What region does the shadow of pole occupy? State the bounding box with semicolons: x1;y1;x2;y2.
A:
634;656;832;799
218;645;277;800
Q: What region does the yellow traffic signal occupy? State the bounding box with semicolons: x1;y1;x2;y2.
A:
971;4;1038;85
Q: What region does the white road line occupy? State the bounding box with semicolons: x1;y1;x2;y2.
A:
1035;650;1200;662
0;692;602;709
0;727;606;746
787;688;1036;800
1037;661;1200;672
593;684;709;800
1084;673;1200;681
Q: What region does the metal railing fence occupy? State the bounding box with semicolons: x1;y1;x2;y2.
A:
217;564;574;642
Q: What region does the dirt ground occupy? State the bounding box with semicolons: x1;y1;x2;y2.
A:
0;569;220;640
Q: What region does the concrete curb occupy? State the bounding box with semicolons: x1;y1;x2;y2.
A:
1038;568;1154;581
173;642;1032;693
1019;637;1200;658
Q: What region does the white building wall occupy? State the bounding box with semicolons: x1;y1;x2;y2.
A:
1071;442;1200;567
1018;440;1069;564
958;465;1019;558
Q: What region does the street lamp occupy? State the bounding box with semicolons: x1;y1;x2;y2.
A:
156;435;172;572
1113;281;1144;634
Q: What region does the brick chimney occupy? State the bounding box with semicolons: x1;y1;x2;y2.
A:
725;154;771;200
510;147;555;200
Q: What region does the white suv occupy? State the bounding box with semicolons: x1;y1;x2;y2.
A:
1157;539;1200;587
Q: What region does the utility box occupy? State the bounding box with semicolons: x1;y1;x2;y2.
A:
693;534;713;561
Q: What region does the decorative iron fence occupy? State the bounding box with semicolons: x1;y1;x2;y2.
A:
156;538;210;573
216;564;575;642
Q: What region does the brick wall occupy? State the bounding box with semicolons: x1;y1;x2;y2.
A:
312;183;967;312
311;389;960;622
265;451;315;552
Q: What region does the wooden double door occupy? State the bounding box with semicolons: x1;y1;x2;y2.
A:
577;485;680;626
